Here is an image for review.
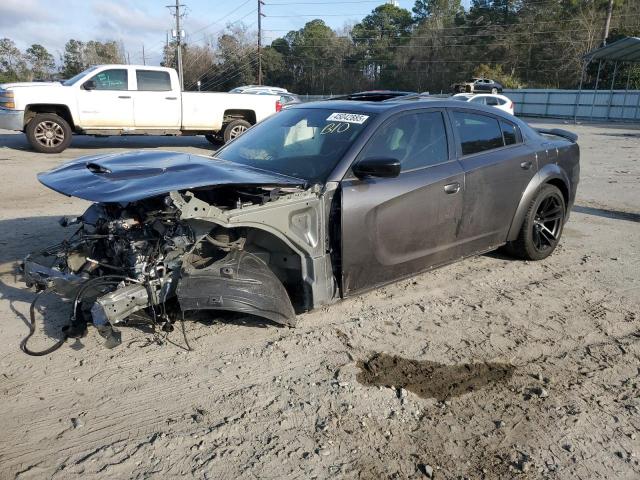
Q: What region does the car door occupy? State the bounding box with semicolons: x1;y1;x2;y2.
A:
76;68;134;128
449;109;537;253
132;69;180;128
340;109;465;295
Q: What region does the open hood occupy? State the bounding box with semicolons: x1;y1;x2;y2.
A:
38;150;306;203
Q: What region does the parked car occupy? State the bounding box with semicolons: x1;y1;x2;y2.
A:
22;98;579;350
0;65;282;153
229;85;289;95
452;93;515;115
451;78;503;94
238;89;302;108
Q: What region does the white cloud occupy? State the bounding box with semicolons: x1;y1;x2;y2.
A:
0;0;57;28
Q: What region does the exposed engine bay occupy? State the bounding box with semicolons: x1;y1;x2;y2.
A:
22;185;325;352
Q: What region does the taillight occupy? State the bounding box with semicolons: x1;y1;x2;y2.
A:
276;100;283;112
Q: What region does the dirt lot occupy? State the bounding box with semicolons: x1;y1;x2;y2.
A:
0;121;638;480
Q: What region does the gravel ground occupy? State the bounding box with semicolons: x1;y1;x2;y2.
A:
0;120;638;480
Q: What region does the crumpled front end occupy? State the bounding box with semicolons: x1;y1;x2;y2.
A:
21;185;313;350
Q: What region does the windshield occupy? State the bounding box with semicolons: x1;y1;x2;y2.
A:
62;66;100;86
214;108;374;184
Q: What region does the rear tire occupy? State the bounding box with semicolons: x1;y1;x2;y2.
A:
222;119;251;143
491;88;498;94
507;184;566;261
26;113;72;153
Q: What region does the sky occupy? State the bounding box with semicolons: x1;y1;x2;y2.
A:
0;0;470;66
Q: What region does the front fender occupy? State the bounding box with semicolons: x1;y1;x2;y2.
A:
506;163;570;242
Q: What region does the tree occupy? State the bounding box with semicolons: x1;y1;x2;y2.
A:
351;5;413;87
61;39;85;78
0;38;27;82
25;44;55;81
83;40;124;66
412;0;463;24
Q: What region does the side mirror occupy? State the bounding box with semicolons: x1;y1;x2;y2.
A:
83;80;96;90
352;157;401;179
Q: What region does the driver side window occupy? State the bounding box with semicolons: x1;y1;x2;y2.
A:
358;111;449;172
89;69;128;90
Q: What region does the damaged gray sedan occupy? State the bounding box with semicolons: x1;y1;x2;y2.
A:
22;99;579;351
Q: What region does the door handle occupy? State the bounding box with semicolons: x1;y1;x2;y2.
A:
444;182;461;194
118;95;131;99
520;161;533;170
165;96;177;100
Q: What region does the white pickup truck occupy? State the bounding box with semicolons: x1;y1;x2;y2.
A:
0;65;282;153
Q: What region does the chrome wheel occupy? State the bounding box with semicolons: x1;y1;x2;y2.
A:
532;195;563;252
228;124;248;139
34;121;65;148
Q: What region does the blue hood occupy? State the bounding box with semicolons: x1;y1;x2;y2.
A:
38;150;306;203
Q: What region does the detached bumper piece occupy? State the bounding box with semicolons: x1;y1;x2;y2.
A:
177;250;297;327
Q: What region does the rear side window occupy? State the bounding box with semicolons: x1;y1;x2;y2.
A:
452;111;504;155
500;120;519;145
136;70;172;91
485;97;500;106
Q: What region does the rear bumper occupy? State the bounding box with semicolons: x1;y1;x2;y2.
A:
0;108;24;131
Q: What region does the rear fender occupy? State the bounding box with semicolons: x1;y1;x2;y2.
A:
506;163;570;242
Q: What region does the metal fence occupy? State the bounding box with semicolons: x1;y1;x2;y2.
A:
298;90;640;122
503;89;640;122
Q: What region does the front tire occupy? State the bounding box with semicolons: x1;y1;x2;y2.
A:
491;88;498;94
507;184;566;261
26;113;72;153
222;119;251;143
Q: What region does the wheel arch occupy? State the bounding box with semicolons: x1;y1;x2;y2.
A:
506;164;571;242
222;109;256;125
24;104;76;130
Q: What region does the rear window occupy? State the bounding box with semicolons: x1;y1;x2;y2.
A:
136;70;172;91
452;111;504;155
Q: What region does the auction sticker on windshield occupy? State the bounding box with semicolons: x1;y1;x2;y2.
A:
326;113;369;124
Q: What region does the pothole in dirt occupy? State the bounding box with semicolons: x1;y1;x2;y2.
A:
356;353;514;401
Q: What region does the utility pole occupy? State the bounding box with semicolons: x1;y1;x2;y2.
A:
258;0;265;85
142;44;146;65
602;0;614;46
167;1;185;90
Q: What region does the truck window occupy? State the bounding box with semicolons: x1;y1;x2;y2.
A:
89;69;128;90
136;70;172;91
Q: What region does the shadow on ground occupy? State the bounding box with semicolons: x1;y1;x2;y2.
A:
573;204;640;223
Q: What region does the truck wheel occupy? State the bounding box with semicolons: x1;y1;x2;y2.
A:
26;113;72;153
507;184;566;261
223;119;251;143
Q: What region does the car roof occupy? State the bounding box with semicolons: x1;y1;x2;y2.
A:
292;98;511;116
